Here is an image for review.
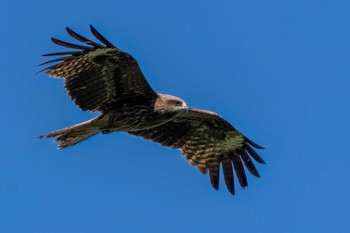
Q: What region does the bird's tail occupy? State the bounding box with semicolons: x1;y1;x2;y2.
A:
38;117;102;149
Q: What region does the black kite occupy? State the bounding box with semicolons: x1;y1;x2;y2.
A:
39;25;266;195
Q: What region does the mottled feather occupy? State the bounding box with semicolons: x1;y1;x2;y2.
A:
129;108;265;194
39;25;157;112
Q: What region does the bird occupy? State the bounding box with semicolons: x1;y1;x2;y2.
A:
38;25;266;195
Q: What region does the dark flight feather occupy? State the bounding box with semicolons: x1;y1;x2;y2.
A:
129;108;265;195
38;57;71;66
241;150;260;177
39;25;157;112
231;153;248;188
42;51;83;56
89;25;116;48
208;159;220;190
222;156;235;195
246;137;265;149
245;143;266;164
51;37;93;50
66;27;104;48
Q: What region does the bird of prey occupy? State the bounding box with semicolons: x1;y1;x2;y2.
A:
38;25;266;195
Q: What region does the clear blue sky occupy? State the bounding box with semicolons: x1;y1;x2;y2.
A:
1;0;349;232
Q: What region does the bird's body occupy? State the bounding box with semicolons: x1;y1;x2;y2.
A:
100;94;187;132
39;25;266;195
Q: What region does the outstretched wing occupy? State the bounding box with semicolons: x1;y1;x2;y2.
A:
39;25;157;112
129;108;265;195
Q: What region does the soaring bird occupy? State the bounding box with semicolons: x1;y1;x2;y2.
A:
39;25;266;195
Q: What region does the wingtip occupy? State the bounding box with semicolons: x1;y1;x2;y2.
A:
65;26;74;35
50;37;63;46
35;67;49;75
254;173;261;178
226;185;235;195
89;24;97;34
89;24;116;48
245;143;267;165
246;138;265;149
210;177;219;191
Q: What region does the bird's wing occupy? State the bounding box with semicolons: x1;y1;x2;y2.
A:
129;108;265;195
39;25;157;112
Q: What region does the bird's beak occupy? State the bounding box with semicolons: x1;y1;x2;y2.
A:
182;104;189;113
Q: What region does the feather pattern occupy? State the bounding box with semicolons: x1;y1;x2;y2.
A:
39;25;157;112
129;108;265;195
222;156;235;194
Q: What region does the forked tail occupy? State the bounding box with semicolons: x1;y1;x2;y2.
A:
38;117;102;149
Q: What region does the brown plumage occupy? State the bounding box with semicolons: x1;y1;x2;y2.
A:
39;25;266;195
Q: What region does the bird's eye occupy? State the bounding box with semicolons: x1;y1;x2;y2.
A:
174;100;182;106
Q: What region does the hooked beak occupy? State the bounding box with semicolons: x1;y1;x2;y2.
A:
182;103;189;113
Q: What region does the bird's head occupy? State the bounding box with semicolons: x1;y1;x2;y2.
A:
155;94;188;114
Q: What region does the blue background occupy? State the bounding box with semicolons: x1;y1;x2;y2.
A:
1;0;349;232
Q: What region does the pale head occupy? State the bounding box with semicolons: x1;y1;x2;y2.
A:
155;94;188;113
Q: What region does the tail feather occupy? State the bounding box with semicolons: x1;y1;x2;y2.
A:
38;117;101;149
